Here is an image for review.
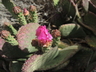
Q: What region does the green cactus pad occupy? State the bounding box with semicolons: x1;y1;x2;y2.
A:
2;0;16;18
85;62;96;72
4;23;18;35
70;47;93;72
53;0;60;6
17;23;40;53
22;54;41;72
53;60;70;71
82;0;89;12
91;0;96;5
59;23;86;38
89;1;96;14
83;12;96;33
9;61;23;72
0;37;5;50
85;35;96;48
58;41;69;49
22;45;80;72
0;42;28;59
62;0;77;21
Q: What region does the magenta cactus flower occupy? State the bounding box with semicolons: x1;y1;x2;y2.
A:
36;25;53;47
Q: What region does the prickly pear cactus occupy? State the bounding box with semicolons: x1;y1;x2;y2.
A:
59;23;86;38
9;61;23;72
0;37;5;49
17;23;39;53
22;45;80;72
0;0;96;72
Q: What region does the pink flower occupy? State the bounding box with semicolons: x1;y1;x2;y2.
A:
23;8;29;16
36;25;53;47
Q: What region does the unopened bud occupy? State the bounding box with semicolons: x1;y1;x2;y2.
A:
51;29;61;38
29;5;36;12
0;30;10;39
4;22;10;26
31;39;38;46
23;8;29;16
13;6;22;14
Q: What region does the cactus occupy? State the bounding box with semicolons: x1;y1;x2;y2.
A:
70;47;93;72
83;12;96;33
0;42;28;59
2;0;16;17
13;6;27;25
9;61;23;72
58;41;69;49
16;23;39;53
0;37;5;49
89;1;96;14
82;0;89;12
59;23;86;38
22;45;80;72
85;62;96;72
0;30;18;46
4;22;17;35
23;8;33;23
52;60;70;71
1;0;96;72
85;35;96;48
53;0;60;6
2;0;27;25
62;0;77;21
29;5;38;23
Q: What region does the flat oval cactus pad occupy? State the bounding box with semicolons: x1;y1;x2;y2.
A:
17;23;40;53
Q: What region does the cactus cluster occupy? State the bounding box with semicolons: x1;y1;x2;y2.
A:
0;0;96;72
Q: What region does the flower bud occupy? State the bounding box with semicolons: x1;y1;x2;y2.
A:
23;8;29;16
51;29;61;38
31;39;38;46
0;30;10;39
13;6;22;14
29;5;36;12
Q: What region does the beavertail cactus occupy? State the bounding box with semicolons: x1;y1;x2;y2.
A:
59;23;86;38
1;0;96;72
22;45;80;72
17;23;39;53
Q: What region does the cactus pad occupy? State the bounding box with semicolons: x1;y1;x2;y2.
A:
59;23;86;38
85;62;96;72
53;0;59;6
83;12;96;33
9;61;23;72
89;1;96;14
22;45;80;72
85;35;96;48
0;37;5;50
17;23;40;53
0;42;28;59
82;0;89;12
